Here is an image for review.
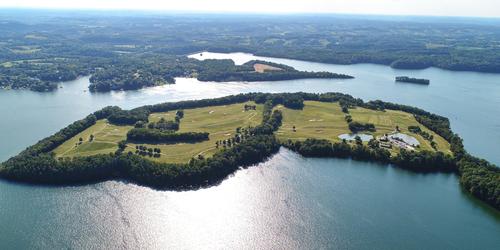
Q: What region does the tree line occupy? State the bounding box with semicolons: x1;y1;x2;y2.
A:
127;128;209;144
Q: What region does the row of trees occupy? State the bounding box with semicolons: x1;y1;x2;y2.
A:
126;128;209;144
135;145;162;158
146;118;179;131
348;122;376;133
283;138;455;172
408;125;436;150
215;127;254;149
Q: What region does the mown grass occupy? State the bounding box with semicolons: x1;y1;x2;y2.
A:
275;101;349;142
54;102;262;162
53;100;451;162
53;120;132;158
349;107;451;153
276;101;451;153
126;102;263;163
253;63;282;73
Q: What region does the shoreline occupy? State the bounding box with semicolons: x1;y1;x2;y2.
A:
1;92;497;211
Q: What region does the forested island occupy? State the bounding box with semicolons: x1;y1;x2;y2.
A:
2;13;500;92
0;92;498;211
395;76;430;85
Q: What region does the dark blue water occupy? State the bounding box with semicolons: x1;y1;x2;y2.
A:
0;53;499;249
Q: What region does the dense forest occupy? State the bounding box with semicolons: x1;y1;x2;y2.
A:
1;12;500;91
0;92;498;210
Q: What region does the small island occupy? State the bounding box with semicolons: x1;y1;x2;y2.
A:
395;76;430;85
0;92;498;211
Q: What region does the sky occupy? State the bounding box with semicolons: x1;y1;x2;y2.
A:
0;0;499;18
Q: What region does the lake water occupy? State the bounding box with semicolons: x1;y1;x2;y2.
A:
389;133;420;146
338;133;374;142
0;52;499;249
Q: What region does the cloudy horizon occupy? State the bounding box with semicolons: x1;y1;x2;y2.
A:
0;0;499;18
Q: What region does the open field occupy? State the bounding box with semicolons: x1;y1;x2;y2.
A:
10;46;41;54
52;100;450;162
253;63;283;73
0;62;14;68
126;102;263;163
24;34;48;40
53;102;262;162
275;101;349;142
53;120;132;158
349;107;451;153
276;101;451;153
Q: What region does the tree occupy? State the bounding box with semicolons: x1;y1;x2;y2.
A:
368;139;379;148
134;121;145;128
355;136;363;145
342;106;349;113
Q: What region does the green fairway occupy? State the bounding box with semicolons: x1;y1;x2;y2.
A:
126;101;263;163
54;102;262;162
52;100;450;162
53;120;132;158
274;101;349;142
276;101;451;153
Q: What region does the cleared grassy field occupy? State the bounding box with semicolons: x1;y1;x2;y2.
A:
349;107;451;153
53;120;132;158
275;101;349;142
53;100;450;162
276;101;451;153
125;102;263;163
253;63;282;73
1;62;14;67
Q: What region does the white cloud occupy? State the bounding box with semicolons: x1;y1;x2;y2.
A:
1;0;499;17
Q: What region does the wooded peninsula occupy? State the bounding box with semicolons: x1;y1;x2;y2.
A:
0;92;498;211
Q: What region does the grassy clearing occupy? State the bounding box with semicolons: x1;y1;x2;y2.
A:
275;101;349;142
276;101;451;153
349;107;451;153
53;120;132;158
24;34;47;40
125;102;263;163
253;63;282;73
1;62;13;68
10;46;41;54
